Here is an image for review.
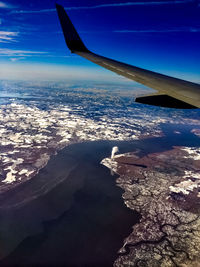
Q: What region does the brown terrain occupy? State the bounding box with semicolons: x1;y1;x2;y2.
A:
103;146;200;267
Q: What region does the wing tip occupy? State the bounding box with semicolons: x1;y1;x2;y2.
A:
56;3;89;53
55;3;63;10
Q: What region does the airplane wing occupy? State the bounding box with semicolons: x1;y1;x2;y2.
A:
56;4;200;109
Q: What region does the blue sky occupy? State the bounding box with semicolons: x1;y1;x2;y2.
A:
0;0;200;81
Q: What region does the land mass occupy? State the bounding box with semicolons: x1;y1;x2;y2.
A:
101;146;200;266
0;102;164;194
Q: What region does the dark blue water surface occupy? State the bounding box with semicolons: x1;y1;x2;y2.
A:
0;123;199;266
0;141;140;266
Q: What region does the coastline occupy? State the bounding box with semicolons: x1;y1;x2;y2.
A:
101;146;200;266
0;140;140;265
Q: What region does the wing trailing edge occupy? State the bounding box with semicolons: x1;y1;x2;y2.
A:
56;4;200;109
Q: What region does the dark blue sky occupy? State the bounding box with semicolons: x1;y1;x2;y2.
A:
0;0;200;81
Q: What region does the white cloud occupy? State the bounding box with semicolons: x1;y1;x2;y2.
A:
0;1;14;8
73;0;196;8
0;31;18;42
9;57;18;62
0;2;7;8
0;48;47;56
114;27;200;33
14;0;196;14
14;8;55;14
10;57;25;62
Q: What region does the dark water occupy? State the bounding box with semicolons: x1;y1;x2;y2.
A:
0;124;199;266
0;141;140;266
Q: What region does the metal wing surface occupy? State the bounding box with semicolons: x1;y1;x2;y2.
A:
56;4;200;109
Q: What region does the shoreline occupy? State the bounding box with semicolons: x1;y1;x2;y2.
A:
101;146;200;266
1;124;200;208
0;140;140;265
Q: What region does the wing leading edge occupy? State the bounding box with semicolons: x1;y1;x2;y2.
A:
56;4;200;109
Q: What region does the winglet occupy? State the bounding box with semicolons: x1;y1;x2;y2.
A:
56;3;89;53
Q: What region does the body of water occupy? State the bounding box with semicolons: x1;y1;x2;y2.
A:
0;124;199;266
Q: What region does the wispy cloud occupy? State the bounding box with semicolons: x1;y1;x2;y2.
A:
0;31;18;43
14;8;55;14
0;49;76;60
13;0;196;14
0;1;14;8
114;27;200;33
0;1;8;8
0;48;48;56
10;57;25;62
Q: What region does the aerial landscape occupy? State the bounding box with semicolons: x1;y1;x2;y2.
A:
0;0;200;266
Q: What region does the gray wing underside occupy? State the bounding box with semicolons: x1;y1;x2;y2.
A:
56;4;200;109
